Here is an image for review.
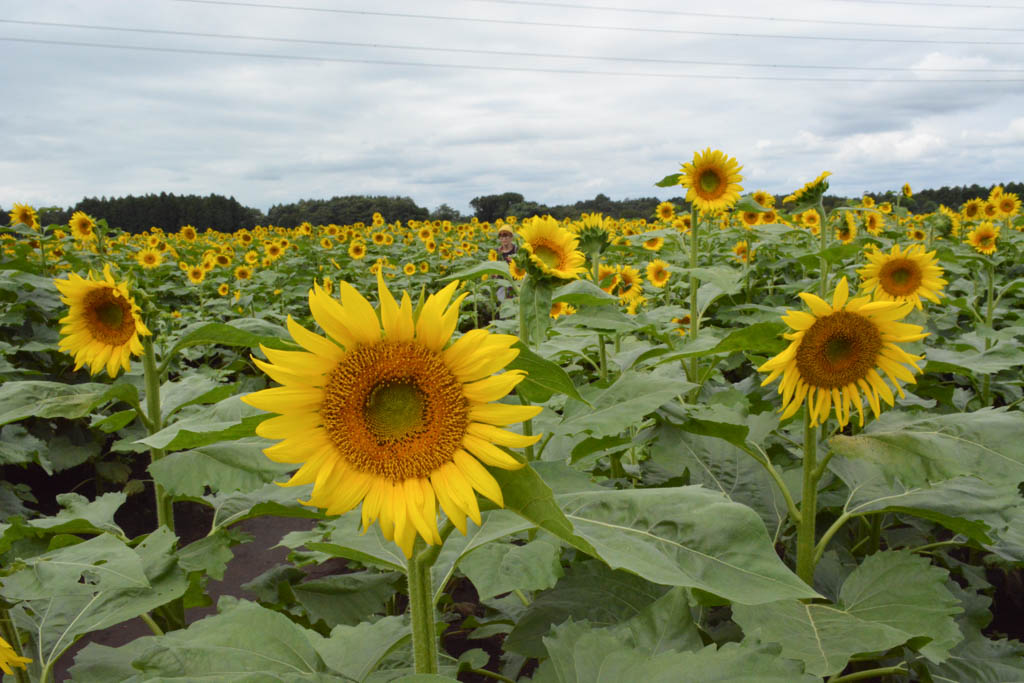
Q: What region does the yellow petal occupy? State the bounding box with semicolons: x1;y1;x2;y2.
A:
462;434;525;470
452;449;503;507
467;402;543;426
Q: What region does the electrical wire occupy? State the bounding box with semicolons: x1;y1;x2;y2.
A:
4;19;1021;73
4;36;1023;82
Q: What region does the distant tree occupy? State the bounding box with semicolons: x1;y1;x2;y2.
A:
470;193;524;223
429;203;464;222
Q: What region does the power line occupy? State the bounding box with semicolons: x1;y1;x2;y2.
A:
825;0;1024;8
170;0;1024;46
5;19;1022;73
4;36;1024;82
457;0;1024;32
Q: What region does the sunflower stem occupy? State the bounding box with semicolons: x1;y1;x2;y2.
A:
687;206;700;400
796;412;819;586
816;200;829;299
142;338;173;534
982;259;996;406
407;538;440;674
1;608;31;683
591;251;608;383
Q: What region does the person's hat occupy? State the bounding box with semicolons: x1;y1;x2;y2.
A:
498;227;514;236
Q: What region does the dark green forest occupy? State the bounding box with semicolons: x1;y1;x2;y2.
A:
14;181;1023;232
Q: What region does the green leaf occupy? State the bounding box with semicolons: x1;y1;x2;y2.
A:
135;394;270;450
7;527;188;675
0;380;137;427
504;560;669;657
314;615;410;682
177;531;236;581
519;275;554;345
551;279;618;306
440;260;510;282
654;173;681;188
539;620;815;683
149;437;294;496
0;424;46;467
923;634;1024;683
130;598;329;678
925;343;1024;376
839;550;962;662
26;491;127;538
829;408;1024;486
163;320;293;360
709;321;787;356
309;513;408;571
734;550;962;676
678;265;743;295
507;341;587;405
558;487;817;603
201;481;324;532
553;369;694;438
565;306;639;333
294;572;401;628
159;374;236;420
459;535;563;601
89;408;137;433
734;195;771;212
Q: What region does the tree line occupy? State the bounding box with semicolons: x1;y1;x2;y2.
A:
11;181;1022;233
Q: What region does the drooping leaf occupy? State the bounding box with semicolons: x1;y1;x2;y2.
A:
159;374;236;420
149;437;294;496
313;615;411;682
507;341;587;405
135;394;271;450
459;534;563;601
0;380;137;427
551;279;618;306
294;572;402;628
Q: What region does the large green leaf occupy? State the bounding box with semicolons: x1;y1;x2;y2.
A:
7;528;187;678
440;260;510;282
922;634;1024;683
519;275;554;345
459;534;563;601
558;486;817;603
313;615;411;682
198;481;324;533
149;437;294;496
829;408;1024;486
507;341;587;405
925;343;1024;376
135;395;270;450
23;491;127;538
536;620;815;683
294;572;401;628
504;560;669;657
551;279;618;306
163;320;293;361
734;550;962;676
308;513;407;572
0;380;137;427
159;374;236;420
553;369;694;438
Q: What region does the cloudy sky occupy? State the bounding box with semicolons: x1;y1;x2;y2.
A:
3;0;1023;216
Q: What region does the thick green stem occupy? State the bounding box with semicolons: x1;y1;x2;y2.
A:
981;259;996;406
814;512;853;566
829;664;907;683
142;338;173;533
407;539;440;674
817;201;829;298
597;334;608;382
590;251;608;382
796;414;819;586
517;393;535;461
518;278;531;349
688;207;700;398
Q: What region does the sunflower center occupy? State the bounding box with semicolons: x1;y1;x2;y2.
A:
532;243;562;270
698;168;723;195
321;340;469;481
878;258;922;296
84;289;136;345
795;311;883;389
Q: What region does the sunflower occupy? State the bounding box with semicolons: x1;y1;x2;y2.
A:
801;209;821;234
673;215;692;233
68;211;96;240
902;183;913;198
349;241;367;260
242;273;541;557
0;635;31;676
861;195;875;209
179;225;198;242
752;190;775;208
549;301;576;319
186;265;206;284
907;226;926;242
740;211;760;228
403;262;417;276
858;243;946;310
646;259;672;288
864;211;884;236
614;265;644;302
672;314;691;337
8;203;39;229
982;201;999;220
759;277;927;429
217;283;230;296
597;264;619;293
371;232;387;246
53;264;151;378
732;240;753;263
642;236;664;251
235;265;253;280
837;214;857;244
967;221;999;255
516;216;587;280
137;248;163;269
783;171;831;206
655;201;676;221
419;261;429;274
962;198;984;221
997;192;1021;218
878;202;892;214
678;148;744;213
760;209;779;225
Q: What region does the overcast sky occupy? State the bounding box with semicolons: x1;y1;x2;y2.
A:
3;0;1023;216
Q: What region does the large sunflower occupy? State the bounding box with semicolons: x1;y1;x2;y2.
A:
242;273;542;557
54;264;151;377
517;216;586;280
858;243;946;310
8;203;39;229
759;277;927;429
678;148;744;213
69;211;97;240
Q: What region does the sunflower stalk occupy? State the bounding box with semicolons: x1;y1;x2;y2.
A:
816;200;829;299
796;412;819;586
981;258;996;406
407;538;441;674
687;206;700;400
590;249;609;383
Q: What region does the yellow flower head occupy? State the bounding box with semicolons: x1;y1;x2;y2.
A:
732;240;754;263
242;272;542;557
655;201;676;221
759;277;927;429
678;148;744;213
967;221;999;255
646;259;672;288
0;635;32;675
517;216;587;281
858;243;946;310
8;203;39;229
902;183;913;198
136;247;163;269
783;171;832;207
69;211;96;240
53;264;152;377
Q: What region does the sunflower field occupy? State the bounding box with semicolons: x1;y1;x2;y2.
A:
2;154;1024;682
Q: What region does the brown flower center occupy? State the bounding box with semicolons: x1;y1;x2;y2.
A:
697;168;724;196
84;288;136;346
321;341;469;480
878;258;923;296
795;311;882;389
